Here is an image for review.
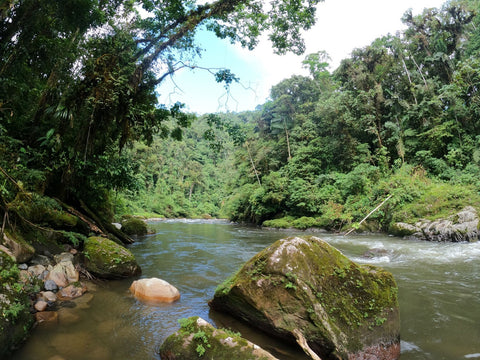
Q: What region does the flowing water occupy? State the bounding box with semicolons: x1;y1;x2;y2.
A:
12;220;480;360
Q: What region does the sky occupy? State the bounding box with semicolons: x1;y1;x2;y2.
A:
156;0;447;114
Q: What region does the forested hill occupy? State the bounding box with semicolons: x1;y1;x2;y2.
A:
121;0;480;232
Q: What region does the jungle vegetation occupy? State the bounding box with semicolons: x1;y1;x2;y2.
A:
1;0;480;235
119;0;480;232
0;0;323;236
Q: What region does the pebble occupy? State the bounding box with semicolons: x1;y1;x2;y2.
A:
44;279;58;291
34;300;48;312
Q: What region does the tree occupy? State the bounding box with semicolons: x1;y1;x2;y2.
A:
0;0;324;210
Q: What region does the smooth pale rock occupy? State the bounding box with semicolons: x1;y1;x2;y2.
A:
129;278;180;303
57;283;87;301
34;300;48;312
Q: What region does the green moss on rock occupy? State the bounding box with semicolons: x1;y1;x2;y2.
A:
83;236;141;278
209;236;400;360
158;316;277;359
0;251;34;358
121;218;148;236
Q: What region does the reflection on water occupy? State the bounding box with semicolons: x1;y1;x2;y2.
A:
12;220;480;360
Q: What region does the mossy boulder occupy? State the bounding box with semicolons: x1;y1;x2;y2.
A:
209;236;400;360
0;251;34;358
158;316;278;360
83;236;141;278
121;218;148;236
2;230;35;263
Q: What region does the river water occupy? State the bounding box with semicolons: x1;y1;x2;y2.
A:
12;219;480;360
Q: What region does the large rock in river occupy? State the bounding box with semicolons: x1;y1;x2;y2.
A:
390;206;479;242
130;278;180;303
83;236;141;278
209;236;400;360
158;316;279;359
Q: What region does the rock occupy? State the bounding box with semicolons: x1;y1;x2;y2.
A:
44;279;58;291
54;252;74;264
28;264;46;279
158;316;279;360
39;291;57;303
34;300;48;312
57;283;87;301
35;311;59;325
363;248;391;259
31;254;52;266
0;251;34;358
83;236;141;279
209;236;400;360
129;278;180;303
2;231;35;263
46;260;78;288
121;218;148;236
18;263;28;270
390;206;479;242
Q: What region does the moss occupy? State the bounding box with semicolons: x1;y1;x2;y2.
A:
0;251;34;358
83;236;141;278
9;193;78;229
121;217;148;236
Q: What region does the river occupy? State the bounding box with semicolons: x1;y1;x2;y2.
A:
12;219;480;360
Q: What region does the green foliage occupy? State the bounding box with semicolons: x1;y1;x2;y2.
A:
223;1;480;230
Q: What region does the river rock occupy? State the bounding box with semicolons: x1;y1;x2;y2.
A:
121;218;148;236
39;291;57;303
35;311;59;325
209;236;400;360
28;264;46;279
158;316;279;359
83;236;141;278
34;300;48;312
46;260;78;288
44;279;58;291
129;278;180;303
31;254;52;266
54;252;74;264
390;206;479;242
57;283;87;301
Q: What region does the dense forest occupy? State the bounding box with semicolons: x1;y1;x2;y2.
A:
1;0;480;234
120;0;480;232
